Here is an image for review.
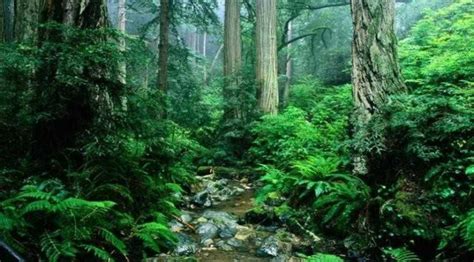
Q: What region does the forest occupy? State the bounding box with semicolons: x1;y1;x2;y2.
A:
0;0;473;261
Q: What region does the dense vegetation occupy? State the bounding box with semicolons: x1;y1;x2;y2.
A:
0;0;472;261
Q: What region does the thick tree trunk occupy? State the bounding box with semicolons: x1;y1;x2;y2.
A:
223;0;242;119
14;0;40;42
282;21;293;107
256;0;278;115
32;0;109;162
351;0;406;174
158;0;170;117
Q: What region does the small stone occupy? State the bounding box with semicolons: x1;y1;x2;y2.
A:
197;222;218;241
168;220;183;232
201;238;214;247
180;213;193;224
174;233;197;256
196;217;208;224
215;240;233;251
257;236;280;257
235;227;255;241
226;238;244;250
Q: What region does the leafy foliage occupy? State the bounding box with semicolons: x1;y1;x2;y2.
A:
0;24;200;260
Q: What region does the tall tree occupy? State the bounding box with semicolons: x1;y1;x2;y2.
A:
3;0;14;41
33;0;109;161
256;0;278;115
14;0;40;41
0;1;4;42
223;0;242;119
118;0;127;85
282;21;292;107
351;0;406;174
158;0;170;117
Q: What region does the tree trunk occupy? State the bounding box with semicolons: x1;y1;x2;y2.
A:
351;0;406;175
202;31;207;78
256;0;278;115
3;0;14;41
282;21;293;107
32;0;109;162
158;0;170;117
223;0;242;119
14;0;40;42
118;0;127;85
0;0;5;42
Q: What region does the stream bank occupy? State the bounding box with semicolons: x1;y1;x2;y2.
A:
149;168;314;261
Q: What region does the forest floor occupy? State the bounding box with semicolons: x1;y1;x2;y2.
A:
148;170;310;261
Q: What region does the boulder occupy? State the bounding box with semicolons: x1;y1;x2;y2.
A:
256;236;280;257
197;222;218;241
191;190;212;207
174;233;197;256
234;226;256;242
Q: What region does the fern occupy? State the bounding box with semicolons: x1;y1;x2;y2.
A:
459;210;474;251
383;248;420;262
81;244;113;261
305;253;343;262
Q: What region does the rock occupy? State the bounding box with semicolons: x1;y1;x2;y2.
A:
180;212;193;224
195;217;208;224
202;211;237;224
234;226;255;241
226;238;245;250
197;222;218;241
201;238;214;247
215;240;233;251
192;190;212;207
217;222;237;239
234;187;245;194
168;220;184;232
174;233;197;256
257;236;280;257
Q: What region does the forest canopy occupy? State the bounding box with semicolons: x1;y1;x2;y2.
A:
0;0;472;261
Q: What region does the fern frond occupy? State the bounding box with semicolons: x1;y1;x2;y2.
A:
97;227;128;255
384;248;421;262
81;244;114;261
306;253;343;262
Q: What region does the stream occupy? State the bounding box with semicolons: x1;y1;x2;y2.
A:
148;170;311;261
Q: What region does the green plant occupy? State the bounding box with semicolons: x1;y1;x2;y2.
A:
383;248;420;262
305;253;343;262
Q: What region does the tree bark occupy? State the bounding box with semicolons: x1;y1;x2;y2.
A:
256;0;278;115
33;0;109;163
118;0;127;85
351;0;406;174
0;0;5;42
282;21;292;107
158;0;170;117
3;0;14;41
14;0;40;42
223;0;242;119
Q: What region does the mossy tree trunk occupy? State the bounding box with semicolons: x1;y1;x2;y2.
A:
32;0;109;163
14;0;40;42
351;0;406;175
158;0;170;118
223;0;242;120
0;1;4;42
256;0;278;115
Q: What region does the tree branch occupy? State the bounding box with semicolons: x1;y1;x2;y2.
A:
278;27;331;52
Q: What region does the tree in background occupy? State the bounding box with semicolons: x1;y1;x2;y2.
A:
351;0;406;175
223;0;242;120
256;0;278;115
158;0;170;117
